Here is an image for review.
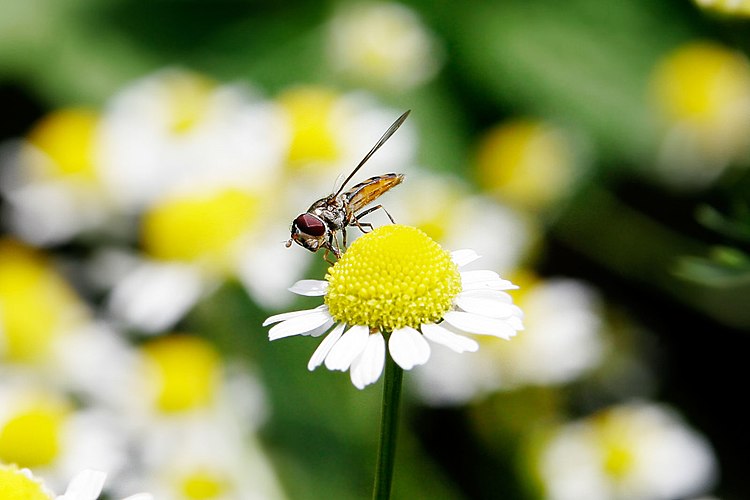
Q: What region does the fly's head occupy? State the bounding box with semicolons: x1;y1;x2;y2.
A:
286;213;330;253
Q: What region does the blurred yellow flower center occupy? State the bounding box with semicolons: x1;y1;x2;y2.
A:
27;108;99;182
476;119;575;211
693;0;750;16
165;73;216;134
594;412;636;480
278;87;340;165
0;406;67;468
143;335;221;413
603;443;635;479
181;469;229;499
141;188;259;271
324;225;461;331
0;465;51;500
652;41;750;124
0;241;84;363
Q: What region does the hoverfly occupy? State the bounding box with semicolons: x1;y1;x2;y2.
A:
286;110;410;262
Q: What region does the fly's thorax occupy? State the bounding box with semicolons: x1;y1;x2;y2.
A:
309;195;348;230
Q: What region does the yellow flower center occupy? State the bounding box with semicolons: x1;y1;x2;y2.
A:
141;188;260;272
278;86;340;166
475;119;575;211
0;404;68;468
651;41;750;124
164;72;216;134
27;108;99;182
180;469;229;499
324;225;461;331
0;465;52;500
593;410;637;480
0;240;85;363
142;335;221;413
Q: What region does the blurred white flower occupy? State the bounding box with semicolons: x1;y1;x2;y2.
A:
538;403;717;500
326;2;443;90
0;109;110;246
117;412;285;500
0;380;130;493
412;277;606;405
116;334;268;429
97;69;288;211
109;336;277;498
650;41;750;189
474;118;586;214
107;259;206;334
694;0;750;16
276;86;416;185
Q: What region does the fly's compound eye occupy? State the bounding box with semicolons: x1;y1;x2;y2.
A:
293;213;327;237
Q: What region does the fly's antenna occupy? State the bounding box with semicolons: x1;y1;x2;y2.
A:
332;110;410;198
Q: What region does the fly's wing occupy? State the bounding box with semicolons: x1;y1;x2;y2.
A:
331;171;347;197
332;110;410;197
344;173;405;214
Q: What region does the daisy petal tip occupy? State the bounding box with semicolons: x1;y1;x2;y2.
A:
288;279;329;296
451;249;481;267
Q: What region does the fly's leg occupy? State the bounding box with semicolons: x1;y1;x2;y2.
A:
326;231;343;263
322;237;341;265
353;204;396;233
322;248;336;265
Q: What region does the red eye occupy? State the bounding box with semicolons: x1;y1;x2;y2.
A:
294;214;326;236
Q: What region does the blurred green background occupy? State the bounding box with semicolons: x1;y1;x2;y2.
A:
2;0;750;499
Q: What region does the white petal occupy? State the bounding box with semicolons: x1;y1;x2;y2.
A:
324;325;370;371
122;495;154;500
389;327;431;370
451;249;481;268
421;322;479;353
460;288;513;304
268;309;333;341
461;270;518;291
289;279;329;296
263;304;327;326
350;332;386;389
443;311;519;340
308;323;346;371
107;261;204;333
507;315;525;330
455;295;520;319
461;269;500;283
57;470;106;500
307;318;336;337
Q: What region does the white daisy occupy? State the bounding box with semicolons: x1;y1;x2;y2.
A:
538;402;718;500
263;224;523;389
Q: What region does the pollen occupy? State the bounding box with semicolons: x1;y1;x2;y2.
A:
324;225;461;331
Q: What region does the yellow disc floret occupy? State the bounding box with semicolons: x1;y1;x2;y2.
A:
0;464;52;500
325;225;461;331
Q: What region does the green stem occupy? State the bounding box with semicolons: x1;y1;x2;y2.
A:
372;354;404;500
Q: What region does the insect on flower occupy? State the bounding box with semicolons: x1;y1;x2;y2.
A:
286;110;410;262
